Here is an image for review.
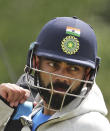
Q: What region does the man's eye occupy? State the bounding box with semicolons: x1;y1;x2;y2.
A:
48;62;59;71
49;62;54;67
70;66;79;71
70;67;75;71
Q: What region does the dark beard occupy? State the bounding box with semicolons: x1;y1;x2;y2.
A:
38;77;83;110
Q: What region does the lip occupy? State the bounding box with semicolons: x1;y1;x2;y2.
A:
53;87;67;93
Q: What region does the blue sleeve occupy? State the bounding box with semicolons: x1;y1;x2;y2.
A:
12;101;33;120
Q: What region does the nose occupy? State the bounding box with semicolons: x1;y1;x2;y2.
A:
53;69;69;84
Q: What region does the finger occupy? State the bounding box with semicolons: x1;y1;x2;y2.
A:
0;83;8;99
20;98;27;104
9;90;25;107
0;83;30;106
17;89;26;102
24;89;30;99
7;89;18;103
1;91;8;100
13;88;30;105
19;89;30;104
6;84;21;103
13;101;19;107
10;102;14;107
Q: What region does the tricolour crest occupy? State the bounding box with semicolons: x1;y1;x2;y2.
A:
61;36;79;55
66;26;80;37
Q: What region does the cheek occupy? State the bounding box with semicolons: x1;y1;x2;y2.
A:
40;72;50;86
70;81;81;91
70;73;84;91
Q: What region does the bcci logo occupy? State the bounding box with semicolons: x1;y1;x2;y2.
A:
61;36;79;55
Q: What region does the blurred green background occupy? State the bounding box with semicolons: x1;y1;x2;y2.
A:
0;0;110;120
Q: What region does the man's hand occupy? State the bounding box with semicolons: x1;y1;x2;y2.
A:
0;83;30;107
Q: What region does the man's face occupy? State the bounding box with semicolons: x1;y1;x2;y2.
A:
37;57;89;110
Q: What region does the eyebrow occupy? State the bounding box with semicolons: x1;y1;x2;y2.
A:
42;57;81;67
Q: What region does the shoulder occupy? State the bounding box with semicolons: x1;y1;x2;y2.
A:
40;112;110;131
72;112;110;131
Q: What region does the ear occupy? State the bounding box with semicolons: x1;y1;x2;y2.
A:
33;56;39;69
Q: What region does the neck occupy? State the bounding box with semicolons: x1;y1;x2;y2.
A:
43;101;56;115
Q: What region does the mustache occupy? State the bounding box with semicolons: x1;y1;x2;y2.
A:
47;81;70;91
